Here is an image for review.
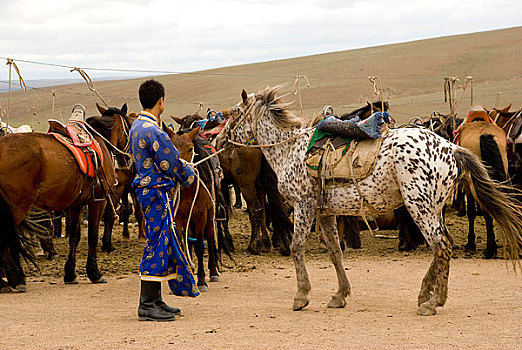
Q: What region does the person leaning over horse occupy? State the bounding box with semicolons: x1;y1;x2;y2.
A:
130;79;199;322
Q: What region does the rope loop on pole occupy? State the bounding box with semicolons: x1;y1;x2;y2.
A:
70;67;109;108
293;75;311;116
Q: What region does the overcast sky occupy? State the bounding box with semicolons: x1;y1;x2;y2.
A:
0;0;520;84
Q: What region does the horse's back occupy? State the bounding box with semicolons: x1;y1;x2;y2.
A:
458;122;508;169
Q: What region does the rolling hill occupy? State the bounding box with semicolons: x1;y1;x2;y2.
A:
1;26;521;131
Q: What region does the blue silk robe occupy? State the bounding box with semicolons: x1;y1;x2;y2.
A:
130;111;199;297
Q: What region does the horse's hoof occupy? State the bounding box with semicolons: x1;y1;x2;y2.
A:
64;276;79;285
417;302;437;316
293;297;310;311
418;292;432;307
327;296;347;308
13;284;26;293
101;245;116;253
483;250;498;259
209;276;220;282
92;276;107;284
464;243;476;252
198;284;208;293
47;253;59;261
0;284;13;293
245;247;260;256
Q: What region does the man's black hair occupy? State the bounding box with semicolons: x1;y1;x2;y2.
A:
139;79;165;109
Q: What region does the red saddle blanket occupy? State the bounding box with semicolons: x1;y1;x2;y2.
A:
48;132;104;178
199;119;228;140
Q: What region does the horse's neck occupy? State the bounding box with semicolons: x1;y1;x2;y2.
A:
255;121;308;177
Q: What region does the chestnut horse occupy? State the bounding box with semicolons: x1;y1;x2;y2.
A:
174;113;294;256
457;107;509;258
0;114;118;291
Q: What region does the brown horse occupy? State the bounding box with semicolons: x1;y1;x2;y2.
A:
163;124;220;292
0;114;118;291
457;107;509;258
89;106;146;253
489;104;522;186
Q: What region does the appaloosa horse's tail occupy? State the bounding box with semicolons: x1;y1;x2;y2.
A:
454;147;522;264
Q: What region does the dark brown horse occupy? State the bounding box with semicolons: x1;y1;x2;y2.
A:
89;106;146;253
163;125;221;292
174;113;293;256
0;114;118;291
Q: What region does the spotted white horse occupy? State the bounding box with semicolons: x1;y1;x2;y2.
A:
224;86;522;316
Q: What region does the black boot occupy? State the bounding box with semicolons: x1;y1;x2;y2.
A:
138;281;176;321
155;298;182;315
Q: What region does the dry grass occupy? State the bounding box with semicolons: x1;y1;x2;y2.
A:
1;27;521;131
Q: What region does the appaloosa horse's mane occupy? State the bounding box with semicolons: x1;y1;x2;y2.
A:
252;86;302;129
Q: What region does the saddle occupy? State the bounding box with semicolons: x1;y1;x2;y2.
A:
305;136;385;181
453;107;496;144
305;110;387;181
47;119;103;178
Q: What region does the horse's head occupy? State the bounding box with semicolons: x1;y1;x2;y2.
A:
489;104;515;128
92;103;132;152
224;87;301;146
163;123;200;161
171;113;203;130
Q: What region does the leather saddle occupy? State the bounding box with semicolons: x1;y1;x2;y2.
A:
47;119;103;178
305;134;385;182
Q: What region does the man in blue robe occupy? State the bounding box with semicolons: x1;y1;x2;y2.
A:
130;79;199;322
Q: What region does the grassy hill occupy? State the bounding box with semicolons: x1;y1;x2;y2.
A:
1;26;521;131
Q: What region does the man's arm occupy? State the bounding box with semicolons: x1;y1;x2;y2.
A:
148;128;195;188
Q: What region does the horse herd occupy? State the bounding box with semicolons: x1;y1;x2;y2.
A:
0;87;521;317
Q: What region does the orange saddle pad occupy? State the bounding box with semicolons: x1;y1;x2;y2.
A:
49;132;104;178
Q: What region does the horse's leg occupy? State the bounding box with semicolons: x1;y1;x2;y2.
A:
206;219;219;283
194;232;207;292
242;184;264;255
233;184;242;209
319;215;350;308
256;184;271;253
86;200;107;283
483;213;498;259
291;201;315;311
464;193;477;252
53;212;63;238
417;231;452;316
456;184;467;217
101;206;116;253
336;216;345;252
131;191;146;242
64;207;82;284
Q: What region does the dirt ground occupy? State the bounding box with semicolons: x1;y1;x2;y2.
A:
1;207;521;350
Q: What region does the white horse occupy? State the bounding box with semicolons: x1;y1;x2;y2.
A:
223;86;522;316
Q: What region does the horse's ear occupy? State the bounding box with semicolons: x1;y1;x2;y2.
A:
501;104;512;113
187;126;201;141
241;89;248;105
171;115;183;125
96;103;107;115
162;122;171;135
121;103;128;116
